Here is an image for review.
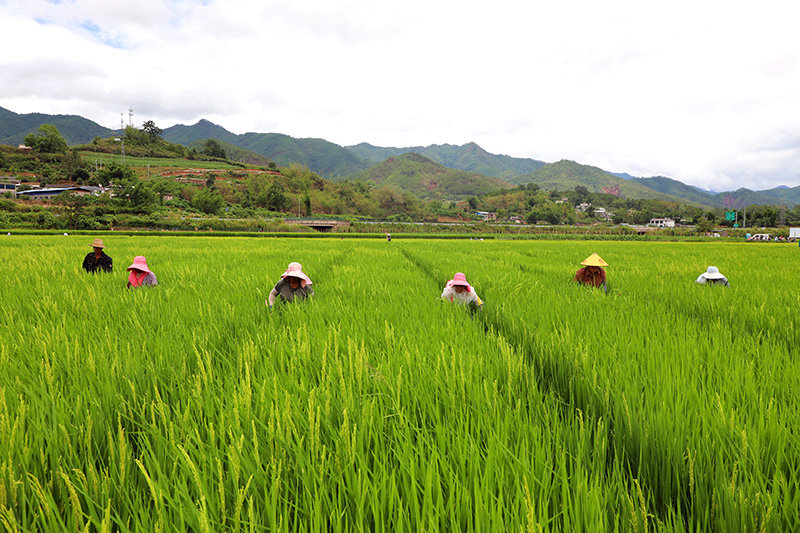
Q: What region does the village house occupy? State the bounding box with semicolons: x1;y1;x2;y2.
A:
649;217;675;228
475;211;496;221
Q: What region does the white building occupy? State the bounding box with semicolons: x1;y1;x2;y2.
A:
649;217;675;228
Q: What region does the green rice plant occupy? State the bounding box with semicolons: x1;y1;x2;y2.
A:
1;236;622;531
400;239;799;532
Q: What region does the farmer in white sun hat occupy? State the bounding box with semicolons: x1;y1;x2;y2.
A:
441;272;484;311
267;262;314;308
695;266;729;287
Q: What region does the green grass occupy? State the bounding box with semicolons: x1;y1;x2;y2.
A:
77;152;247;170
0;236;797;531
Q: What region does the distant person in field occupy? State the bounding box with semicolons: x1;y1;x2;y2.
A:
82;238;113;273
267;262;314;308
441;272;484;311
574;253;608;292
126;256;158;288
387;233;392;242
695;266;729;287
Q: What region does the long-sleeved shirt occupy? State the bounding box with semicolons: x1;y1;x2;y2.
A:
83;251;113;273
269;278;314;305
441;286;484;308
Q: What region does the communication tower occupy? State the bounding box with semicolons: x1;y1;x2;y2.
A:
128;107;134;127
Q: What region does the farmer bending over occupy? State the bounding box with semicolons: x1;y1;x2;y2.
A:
574;253;608;292
126;256;158;288
441;272;484;311
267;262;314;308
83;238;113;273
695;266;729;287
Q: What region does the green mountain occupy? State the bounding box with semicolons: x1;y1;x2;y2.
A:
346;141;546;179
339;152;514;199
515;160;701;204
0;106;113;146
187;139;274;166
3;106;800;207
631;176;800;208
630;176;719;206
163;120;370;178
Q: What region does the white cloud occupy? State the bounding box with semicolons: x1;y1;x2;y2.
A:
1;0;800;190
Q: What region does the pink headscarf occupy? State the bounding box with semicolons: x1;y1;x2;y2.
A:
445;272;472;292
281;262;312;287
127;256;151;287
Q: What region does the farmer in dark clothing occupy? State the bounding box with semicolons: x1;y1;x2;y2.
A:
266;262;314;308
574;253;608;292
82;238;113;273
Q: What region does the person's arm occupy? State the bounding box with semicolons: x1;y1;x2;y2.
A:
82;254;91;272
105;255;113;272
473;293;484;309
267;286;279;307
306;286;315;298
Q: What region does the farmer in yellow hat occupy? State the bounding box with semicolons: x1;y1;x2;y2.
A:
82;238;113;273
574;253;608;292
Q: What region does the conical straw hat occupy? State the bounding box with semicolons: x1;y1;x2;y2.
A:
580;253;608;267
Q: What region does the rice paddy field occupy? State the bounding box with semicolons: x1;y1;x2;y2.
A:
0;235;798;532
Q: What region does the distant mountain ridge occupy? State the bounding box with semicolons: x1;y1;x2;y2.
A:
0;106;113;146
346;142;546;179
2;106;800;206
514;160;702;205
339;152;513;199
163;120;368;178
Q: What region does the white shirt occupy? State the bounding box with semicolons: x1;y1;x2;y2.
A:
441;286;484;306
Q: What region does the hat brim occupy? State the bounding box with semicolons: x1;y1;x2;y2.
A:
704;272;725;279
580;260;607;267
283;272;312;285
127;263;151;273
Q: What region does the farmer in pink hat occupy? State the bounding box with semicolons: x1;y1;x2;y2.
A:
267;262;314;308
126;256;158;288
441;272;484;310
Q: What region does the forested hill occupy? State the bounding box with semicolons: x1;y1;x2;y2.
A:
346;142;546;179
163;120;369;178
515;160;704;205
0;106;112;146
4;106;800;207
632;176;800;208
338;152;514;199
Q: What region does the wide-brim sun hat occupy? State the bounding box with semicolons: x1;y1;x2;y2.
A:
281;261;312;286
126;256;151;273
580;253;608;267
91;238;105;248
447;272;473;291
704;266;725;279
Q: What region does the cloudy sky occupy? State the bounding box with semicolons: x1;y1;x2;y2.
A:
1;0;799;191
